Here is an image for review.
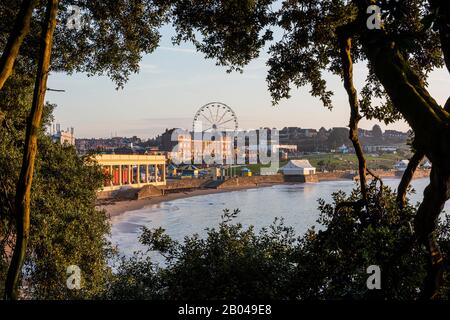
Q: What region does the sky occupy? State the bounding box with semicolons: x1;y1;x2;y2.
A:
46;25;450;140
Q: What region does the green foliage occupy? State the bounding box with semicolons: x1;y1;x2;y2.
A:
53;0;170;88
104;254;160;300
106;209;299;299
0;0;170;88
0;74;112;299
0;0;172;298
304;153;403;172
0;0;172;299
1;0;448;300
327;128;349;149
372;125;383;139
22;140;113;299
168;0;445;123
171;0;276;72
105;185;450;300
296;184;427;299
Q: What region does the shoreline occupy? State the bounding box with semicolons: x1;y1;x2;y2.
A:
98;173;430;219
98;183;279;218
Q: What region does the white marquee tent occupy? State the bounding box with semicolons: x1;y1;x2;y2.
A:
394;160;409;171
281;160;316;176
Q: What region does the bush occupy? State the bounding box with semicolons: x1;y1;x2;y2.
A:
0;75;112;299
105;183;450;300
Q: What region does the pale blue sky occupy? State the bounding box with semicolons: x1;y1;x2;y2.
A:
46;25;450;139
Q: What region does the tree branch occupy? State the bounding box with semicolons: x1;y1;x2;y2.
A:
0;0;36;91
354;0;448;154
46;88;66;92
337;25;369;204
353;0;450;298
335;199;366;214
414;166;449;299
445;97;450;112
397;151;425;209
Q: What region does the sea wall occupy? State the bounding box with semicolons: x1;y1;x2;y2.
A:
350;169;430;180
163;178;212;190
138;178;214;199
283;174;319;183
98;178;212;200
217;174;285;189
137;185;163;200
97;188;140;200
316;170;353;181
216;174;319;189
316;169;430;181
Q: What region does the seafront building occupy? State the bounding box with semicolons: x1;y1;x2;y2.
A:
94;154;167;192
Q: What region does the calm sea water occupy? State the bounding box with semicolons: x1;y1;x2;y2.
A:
110;178;450;257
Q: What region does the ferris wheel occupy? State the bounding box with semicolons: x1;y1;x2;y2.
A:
193;102;239;132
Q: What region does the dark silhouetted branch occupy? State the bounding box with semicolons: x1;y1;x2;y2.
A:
397;151;425;209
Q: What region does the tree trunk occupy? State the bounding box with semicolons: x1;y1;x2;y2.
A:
4;0;59;300
354;0;450;298
414;166;449;299
354;4;449;150
397;151;425;209
0;0;36;91
337;29;368;203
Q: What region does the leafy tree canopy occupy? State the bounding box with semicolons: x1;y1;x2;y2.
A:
104;185;450;300
0;0;170;88
168;0;445;124
0;73;112;299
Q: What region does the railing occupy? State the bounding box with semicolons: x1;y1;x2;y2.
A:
94;154;166;163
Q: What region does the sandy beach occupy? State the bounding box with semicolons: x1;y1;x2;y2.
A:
97;183;279;218
98;169;430;218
